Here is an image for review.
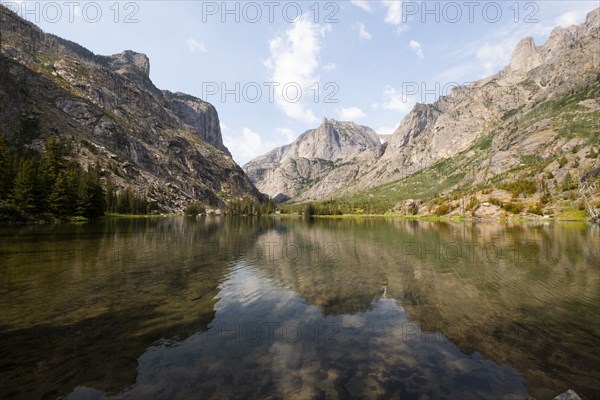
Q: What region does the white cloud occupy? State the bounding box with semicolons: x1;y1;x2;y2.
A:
381;0;410;33
476;41;516;75
382;86;414;113
350;0;373;12
224;126;299;165
382;0;403;25
185;38;207;53
376;126;397;137
555;10;587;27
223;127;264;164
338;107;366;121
409;40;424;60
323;62;337;72
264;16;327;124
276;127;296;143
355;22;372;40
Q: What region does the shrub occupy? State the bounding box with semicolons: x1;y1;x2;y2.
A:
489;197;503;207
528;202;544;215
0;200;28;222
466;196;480;211
500;178;537;198
303;202;315;217
502;201;524;214
540;191;552;205
558;156;568;168
561;173;577;191
408;203;419;215
435;203;451;216
185;201;205;216
585;148;598;158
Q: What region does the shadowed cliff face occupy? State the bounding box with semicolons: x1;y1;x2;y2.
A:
0;5;262;211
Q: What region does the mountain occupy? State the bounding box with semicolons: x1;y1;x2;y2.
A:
0;5;262;212
243;118;380;200
245;8;600;212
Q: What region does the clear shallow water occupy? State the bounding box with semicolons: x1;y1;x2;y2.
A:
0;218;598;400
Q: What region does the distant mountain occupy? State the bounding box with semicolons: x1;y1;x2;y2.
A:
0;5;262;212
243;118;380;200
246;8;600;209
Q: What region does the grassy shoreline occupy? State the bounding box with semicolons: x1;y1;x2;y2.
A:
1;211;594;226
270;212;593;222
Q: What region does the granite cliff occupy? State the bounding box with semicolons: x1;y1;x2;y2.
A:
245;9;600;209
0;5;262;212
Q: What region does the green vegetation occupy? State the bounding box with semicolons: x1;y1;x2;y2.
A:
518;82;600;145
106;184;152;215
499;178;537;198
561;173;577;192
0;135;107;222
501;201;525;214
226;197;276;216
558;156;568;168
0;135;154;223
528;202;544;215
185;202;206;216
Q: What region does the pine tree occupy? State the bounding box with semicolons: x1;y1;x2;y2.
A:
77;166;106;219
42;136;68;182
12;158;36;212
105;179;117;213
49;171;73;217
0;135;11;199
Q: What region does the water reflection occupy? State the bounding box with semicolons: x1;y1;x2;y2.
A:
0;218;598;399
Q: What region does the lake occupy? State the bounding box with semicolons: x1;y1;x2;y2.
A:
0;217;598;400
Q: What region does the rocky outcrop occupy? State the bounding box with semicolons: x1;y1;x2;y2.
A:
163;91;231;157
243;119;379;199
0;5;258;211
246;8;600;203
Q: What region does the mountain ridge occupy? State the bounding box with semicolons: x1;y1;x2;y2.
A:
245;8;599;207
0;4;261;212
243;118;380;199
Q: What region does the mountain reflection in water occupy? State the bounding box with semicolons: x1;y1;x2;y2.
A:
0;218;598;399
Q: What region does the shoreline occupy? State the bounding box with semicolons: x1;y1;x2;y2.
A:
1;212;595;226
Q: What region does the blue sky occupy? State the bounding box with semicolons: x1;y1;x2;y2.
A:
2;0;598;164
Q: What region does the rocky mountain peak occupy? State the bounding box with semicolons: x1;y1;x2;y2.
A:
509;37;543;73
585;7;600;29
107;50;150;77
162;90;232;157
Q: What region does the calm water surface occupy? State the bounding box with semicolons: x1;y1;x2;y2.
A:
0;218;598;400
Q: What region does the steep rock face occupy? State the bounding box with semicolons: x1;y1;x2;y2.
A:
163;91;232;157
107;50;151;77
509;37;544;73
243;119;379;199
256;8;599;202
0;5;260;211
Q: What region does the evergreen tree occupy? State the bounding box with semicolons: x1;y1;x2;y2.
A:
105;179;117;213
0;135;11;199
49;171;73;217
77;166;105;219
12;158;36;212
42;136;68;182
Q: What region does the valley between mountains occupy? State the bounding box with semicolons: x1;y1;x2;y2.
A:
1;5;599;221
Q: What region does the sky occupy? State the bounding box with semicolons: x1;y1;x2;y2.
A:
1;0;598;165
